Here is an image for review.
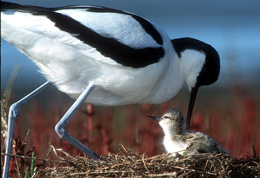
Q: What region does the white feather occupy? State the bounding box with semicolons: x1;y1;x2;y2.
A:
179;49;205;90
56;8;161;49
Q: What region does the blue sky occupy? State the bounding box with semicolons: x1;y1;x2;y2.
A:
2;0;260;94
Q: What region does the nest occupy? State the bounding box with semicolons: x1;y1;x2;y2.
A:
34;145;260;177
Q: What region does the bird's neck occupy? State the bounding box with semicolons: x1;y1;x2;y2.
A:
179;49;205;90
162;123;186;141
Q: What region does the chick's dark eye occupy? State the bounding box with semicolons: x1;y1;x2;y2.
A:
163;116;171;119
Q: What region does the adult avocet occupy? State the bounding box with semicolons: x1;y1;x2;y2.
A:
1;1;220;177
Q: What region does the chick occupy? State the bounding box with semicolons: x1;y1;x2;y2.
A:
147;109;228;156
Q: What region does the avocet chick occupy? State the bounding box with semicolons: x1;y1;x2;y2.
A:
147;109;228;156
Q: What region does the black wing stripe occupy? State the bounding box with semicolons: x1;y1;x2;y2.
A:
45;11;164;68
2;2;165;68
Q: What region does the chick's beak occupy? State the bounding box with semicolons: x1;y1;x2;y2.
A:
146;114;162;122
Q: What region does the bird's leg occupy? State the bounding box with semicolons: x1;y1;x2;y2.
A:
3;81;52;178
54;82;101;160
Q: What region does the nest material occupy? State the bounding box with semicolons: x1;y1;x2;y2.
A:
36;145;260;178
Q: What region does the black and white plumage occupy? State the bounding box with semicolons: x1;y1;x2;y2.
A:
1;2;220;177
1;2;220;107
147;109;228;156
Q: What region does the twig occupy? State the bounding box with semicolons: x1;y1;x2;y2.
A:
14;154;21;178
142;154;150;174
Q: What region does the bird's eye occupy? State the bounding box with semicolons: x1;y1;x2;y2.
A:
163;116;171;119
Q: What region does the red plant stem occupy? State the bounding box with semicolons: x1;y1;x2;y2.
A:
10;158;14;177
101;128;109;155
87;104;93;142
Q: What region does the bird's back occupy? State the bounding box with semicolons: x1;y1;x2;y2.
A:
183;131;228;155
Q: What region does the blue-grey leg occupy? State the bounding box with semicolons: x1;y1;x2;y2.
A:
3;81;52;178
55;82;101;160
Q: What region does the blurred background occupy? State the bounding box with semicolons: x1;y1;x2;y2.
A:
1;0;260;163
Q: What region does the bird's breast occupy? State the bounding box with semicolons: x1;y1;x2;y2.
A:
163;134;188;156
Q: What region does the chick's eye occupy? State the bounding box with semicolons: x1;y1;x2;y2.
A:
163;116;171;119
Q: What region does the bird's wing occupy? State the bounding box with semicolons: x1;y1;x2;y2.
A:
1;2;165;68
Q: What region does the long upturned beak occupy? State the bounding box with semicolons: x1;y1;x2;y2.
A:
186;86;199;129
146;114;162;122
